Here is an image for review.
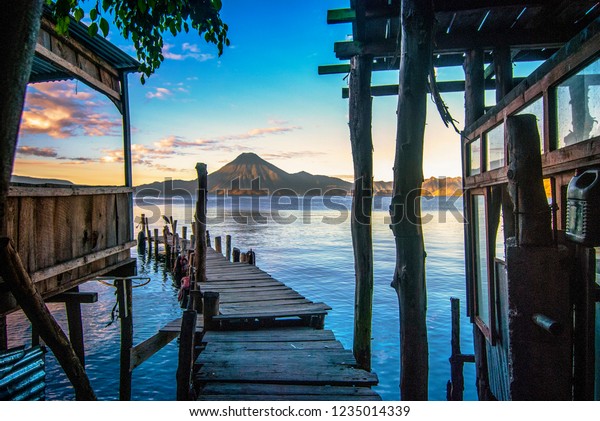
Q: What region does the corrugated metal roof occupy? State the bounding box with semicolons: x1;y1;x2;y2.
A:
0;346;46;401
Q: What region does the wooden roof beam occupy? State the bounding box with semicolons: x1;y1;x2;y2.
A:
334;29;568;59
340;77;526;98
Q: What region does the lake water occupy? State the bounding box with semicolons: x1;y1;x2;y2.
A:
6;195;476;401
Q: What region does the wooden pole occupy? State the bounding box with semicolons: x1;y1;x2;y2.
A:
163;226;171;267
65;286;85;366
203;292;220;331
389;0;433;401
463;47;492;401
182;226;188;240
116;278;133;401
449;297;465;400
176;309;197;400
154;228;159;259
348;53;374;372
138;213;147;254
225;235;231;261
206;230;211;248
232;247;240;263
215;236;222;254
145;216;152;250
194;163;208;311
0;238;96;400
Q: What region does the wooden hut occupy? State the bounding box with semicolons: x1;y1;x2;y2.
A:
322;0;600;400
1;10;139;357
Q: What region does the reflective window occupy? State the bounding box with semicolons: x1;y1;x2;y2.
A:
473;195;490;328
469;137;481;176
517;96;544;153
556;57;600;148
495;208;505;262
486;123;505;170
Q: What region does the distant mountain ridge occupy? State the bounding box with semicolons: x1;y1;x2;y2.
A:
10;175;73;185
135;153;462;197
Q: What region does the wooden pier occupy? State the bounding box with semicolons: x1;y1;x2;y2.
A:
163;247;380;401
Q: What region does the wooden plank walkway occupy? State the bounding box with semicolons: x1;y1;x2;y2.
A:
191;248;380;401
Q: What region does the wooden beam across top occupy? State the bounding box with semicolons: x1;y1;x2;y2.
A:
341;77;525;98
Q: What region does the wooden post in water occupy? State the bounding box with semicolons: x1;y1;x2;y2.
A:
225;235;231;261
240;252;247;263
65;286;85;366
348;48;374;372
194;163;208;312
145;216;151;250
0;238;96;400
203;292;220;330
137;213;147;254
182;226;188;240
215;236;222;254
448;297;464;400
153;228;159;259
163;226;171;267
116;278;133;401
206;230;211;248
232;247;240;263
389;0;433;400
176;309;197;400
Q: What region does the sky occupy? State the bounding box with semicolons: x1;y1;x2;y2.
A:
14;0;473;186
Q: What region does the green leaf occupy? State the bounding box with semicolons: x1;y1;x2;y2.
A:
137;0;147;14
74;7;84;22
211;0;222;11
90;8;98;20
99;17;110;37
88;22;98;37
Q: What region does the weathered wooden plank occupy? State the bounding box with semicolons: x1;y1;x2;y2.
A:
130;330;178;371
198;394;381;401
8;185;133;197
53;196;73;264
204;286;293;294
195;364;378;386
202;340;344;352
203;328;336;342
217;293;306;304
202;280;284;289
218;302;332;316
219;298;312;308
199;383;380;398
198;349;357;365
160;315;205;333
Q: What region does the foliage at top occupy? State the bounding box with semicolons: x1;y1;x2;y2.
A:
47;0;230;83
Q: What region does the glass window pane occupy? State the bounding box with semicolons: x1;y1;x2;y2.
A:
470;138;481;176
473;195;490;327
495;208;505;262
557;57;600;148
486;123;505;170
517;97;544;153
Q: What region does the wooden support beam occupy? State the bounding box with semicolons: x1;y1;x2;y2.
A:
46;291;98;304
225;235;232;262
448;297;465;400
194;164;208;313
65;286;85;366
390;0;433;401
341;77;526;98
116;278;133;401
130;330;178;372
0;238;96;400
348;54;374;372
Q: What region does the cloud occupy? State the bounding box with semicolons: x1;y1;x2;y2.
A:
260;151;326;160
16;146;58;157
223;126;302;141
20;81;120;139
163;43;215;62
145;87;173;99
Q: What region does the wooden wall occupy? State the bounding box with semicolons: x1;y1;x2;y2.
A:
1;186;135;314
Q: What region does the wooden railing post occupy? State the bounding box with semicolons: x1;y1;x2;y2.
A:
232;247;240;263
65;286;85;366
203;292;220;330
176;309;197;400
194;163;208;312
153;228;159;259
215;236;222;254
448;297;464;400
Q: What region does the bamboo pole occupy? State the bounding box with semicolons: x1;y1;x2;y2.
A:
176;309;197;400
225;235;231;261
390;0;433;400
348;53;374;372
116;278;133;401
0;238;96;400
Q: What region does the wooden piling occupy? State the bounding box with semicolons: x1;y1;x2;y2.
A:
176;309;197;401
116;278;133;401
137;213;146;254
215;236;222;254
65;286;85;366
389;0;433;401
247;249;256;266
225;235;231;261
182;226;188;240
154;228;159;259
240;252;247;263
145;216;151;250
194;163;208;311
163;226;171;267
232;247;240;263
449;297;464;401
0;238;96;400
206;230;211;248
203;292;220;330
348;51;374;372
